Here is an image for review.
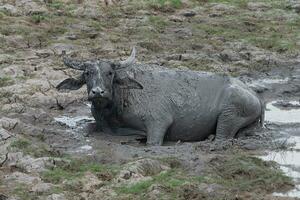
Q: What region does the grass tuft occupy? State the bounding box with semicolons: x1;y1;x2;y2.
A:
209;155;294;192
41;158;118;184
148;0;183;12
0;76;14;87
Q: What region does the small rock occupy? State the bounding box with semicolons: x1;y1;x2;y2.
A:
88;188;118;200
169;15;184;22
46;194;66;200
5;153;56;173
50;43;80;56
209;13;222;18
219;50;240;62
2;103;25;114
180;10;196;17
65;34;78;41
247;2;271;11
81;172;104;192
0;118;20;131
35;49;53;58
146;184;164;199
5;172;41;185
31;183;53;194
117;158;170;182
172;28;192;39
0;4;19;16
15;0;48;15
242;143;260;150
199;182;224;194
0;128;11;141
71;7;101;19
211;3;235;12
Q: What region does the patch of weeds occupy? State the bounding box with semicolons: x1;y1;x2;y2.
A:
15;76;26;81
139;40;163;52
13;183;33;200
148;0;183;12
41;158;119;184
88;20;103;32
117;169;200;195
0;90;13;98
47;0;64;10
109;33;122;43
209;154;294;192
148;16;168;32
47;23;67;35
10;138;59;158
0;11;6;19
206;0;249;8
0;76;14;87
42;168;77;184
49;186;64;194
246;32;297;53
118;179;153;194
10;138;31;150
181;59;215;72
30;14;49;24
158;157;182;168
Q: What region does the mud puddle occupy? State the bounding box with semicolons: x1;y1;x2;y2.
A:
265;101;300;123
54;116;95;128
260;100;300;198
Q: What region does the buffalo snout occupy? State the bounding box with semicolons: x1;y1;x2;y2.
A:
88;87;110;100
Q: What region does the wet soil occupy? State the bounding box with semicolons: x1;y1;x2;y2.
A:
1;0;300;199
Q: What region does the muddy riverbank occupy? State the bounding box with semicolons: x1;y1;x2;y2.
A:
1;0;300;199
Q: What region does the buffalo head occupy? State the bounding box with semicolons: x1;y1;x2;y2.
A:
56;48;143;102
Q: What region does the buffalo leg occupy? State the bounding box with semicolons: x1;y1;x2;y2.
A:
215;107;246;140
146;121;171;146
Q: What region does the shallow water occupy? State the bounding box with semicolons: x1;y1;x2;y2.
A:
265;101;300;123
54;116;94;128
273;186;300;198
261;101;300;197
260;150;300;167
261;78;290;84
249;77;289;89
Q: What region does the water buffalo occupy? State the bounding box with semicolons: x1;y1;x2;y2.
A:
57;48;264;145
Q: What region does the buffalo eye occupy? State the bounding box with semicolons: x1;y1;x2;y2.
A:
108;71;113;76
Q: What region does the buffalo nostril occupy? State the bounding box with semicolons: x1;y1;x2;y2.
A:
92;90;96;94
100;90;105;94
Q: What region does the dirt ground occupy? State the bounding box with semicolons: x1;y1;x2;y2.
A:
1;0;300;199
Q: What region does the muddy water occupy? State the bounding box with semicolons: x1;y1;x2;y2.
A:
265;101;300;123
260;101;300;198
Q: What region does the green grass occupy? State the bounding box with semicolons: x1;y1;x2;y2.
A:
148;0;183;11
116;155;293;197
10;138;60;158
118;179;153;194
117;169;201;195
42;158;119;184
30;14;49;24
10;138;31;149
0;76;14;87
209;155;294;192
47;0;64;10
0;90;13;98
13;183;36;200
148;15;169;32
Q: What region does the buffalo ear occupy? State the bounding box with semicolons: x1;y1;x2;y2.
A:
56;74;85;91
115;77;143;89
